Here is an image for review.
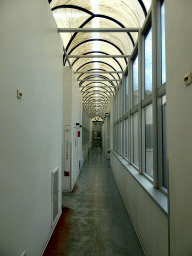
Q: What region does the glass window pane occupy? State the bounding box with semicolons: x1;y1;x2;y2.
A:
116;94;119;120
115;124;117;151
145;27;152;97
115;124;118;151
118;122;121;153
122;120;124;156
124;119;127;158
113;97;116;122
162;95;167;188
161;2;166;84
114;125;115;150
124;118;128;159
126;118;129;160
120;121;123;155
145;104;153;177
132;112;139;167
125;74;129;112
133;55;139;107
119;87;122;118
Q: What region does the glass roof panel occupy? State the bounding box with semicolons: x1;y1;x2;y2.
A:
52;8;91;48
67;18;134;55
50;0;151;27
49;0;152;117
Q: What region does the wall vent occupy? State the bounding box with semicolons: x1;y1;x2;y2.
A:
51;167;59;226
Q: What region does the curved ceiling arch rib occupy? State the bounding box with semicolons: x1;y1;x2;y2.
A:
78;68;120;81
82;88;114;97
82;90;111;98
52;5;136;54
49;0;152;117
76;61;122;72
80;82;116;94
93;14;135;46
80;81;116;89
79;68;121;79
50;1;148;19
68;39;126;57
64;38;128;67
72;52;124;73
51;4;94;15
138;0;147;16
79;75;116;88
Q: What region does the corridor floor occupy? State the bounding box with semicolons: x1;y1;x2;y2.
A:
62;147;144;256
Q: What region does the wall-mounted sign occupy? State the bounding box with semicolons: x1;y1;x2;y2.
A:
64;125;70;177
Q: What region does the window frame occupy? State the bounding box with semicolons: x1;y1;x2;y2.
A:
132;52;139;108
111;0;167;195
144;23;152;99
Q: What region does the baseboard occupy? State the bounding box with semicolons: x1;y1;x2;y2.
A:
40;209;62;256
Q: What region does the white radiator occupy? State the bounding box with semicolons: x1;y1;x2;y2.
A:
51;167;59;226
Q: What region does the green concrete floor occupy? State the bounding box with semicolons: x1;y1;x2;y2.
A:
62;147;145;256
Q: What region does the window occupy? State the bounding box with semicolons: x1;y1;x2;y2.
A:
125;74;129;113
144;26;152;97
144;104;153;177
162;95;167;188
119;86;122;118
132;112;139;167
132;55;139;107
113;124;117;151
112;2;167;195
161;1;166;84
116;92;119;121
118;122;121;154
120;121;123;155
124;118;128;159
113;95;116;122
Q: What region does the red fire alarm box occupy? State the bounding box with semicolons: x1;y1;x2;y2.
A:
78;131;80;137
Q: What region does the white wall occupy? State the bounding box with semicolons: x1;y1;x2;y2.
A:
82;109;92;163
0;1;63;255
102;103;111;159
62;67;82;192
165;1;192;255
110;153;168;256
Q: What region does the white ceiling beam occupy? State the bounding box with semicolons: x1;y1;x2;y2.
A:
80;85;116;88
75;71;123;74
78;79;120;82
68;55;130;58
58;28;140;33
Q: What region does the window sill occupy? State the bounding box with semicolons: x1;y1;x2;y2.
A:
111;149;168;216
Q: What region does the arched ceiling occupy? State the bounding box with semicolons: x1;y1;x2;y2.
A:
49;0;152;118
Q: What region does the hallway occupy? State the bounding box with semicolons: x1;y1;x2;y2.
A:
60;147;144;255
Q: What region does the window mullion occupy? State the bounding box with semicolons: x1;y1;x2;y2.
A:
128;61;132;163
138;33;142;174
152;0;158;188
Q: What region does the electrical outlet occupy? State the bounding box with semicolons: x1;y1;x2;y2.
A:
21;250;26;256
